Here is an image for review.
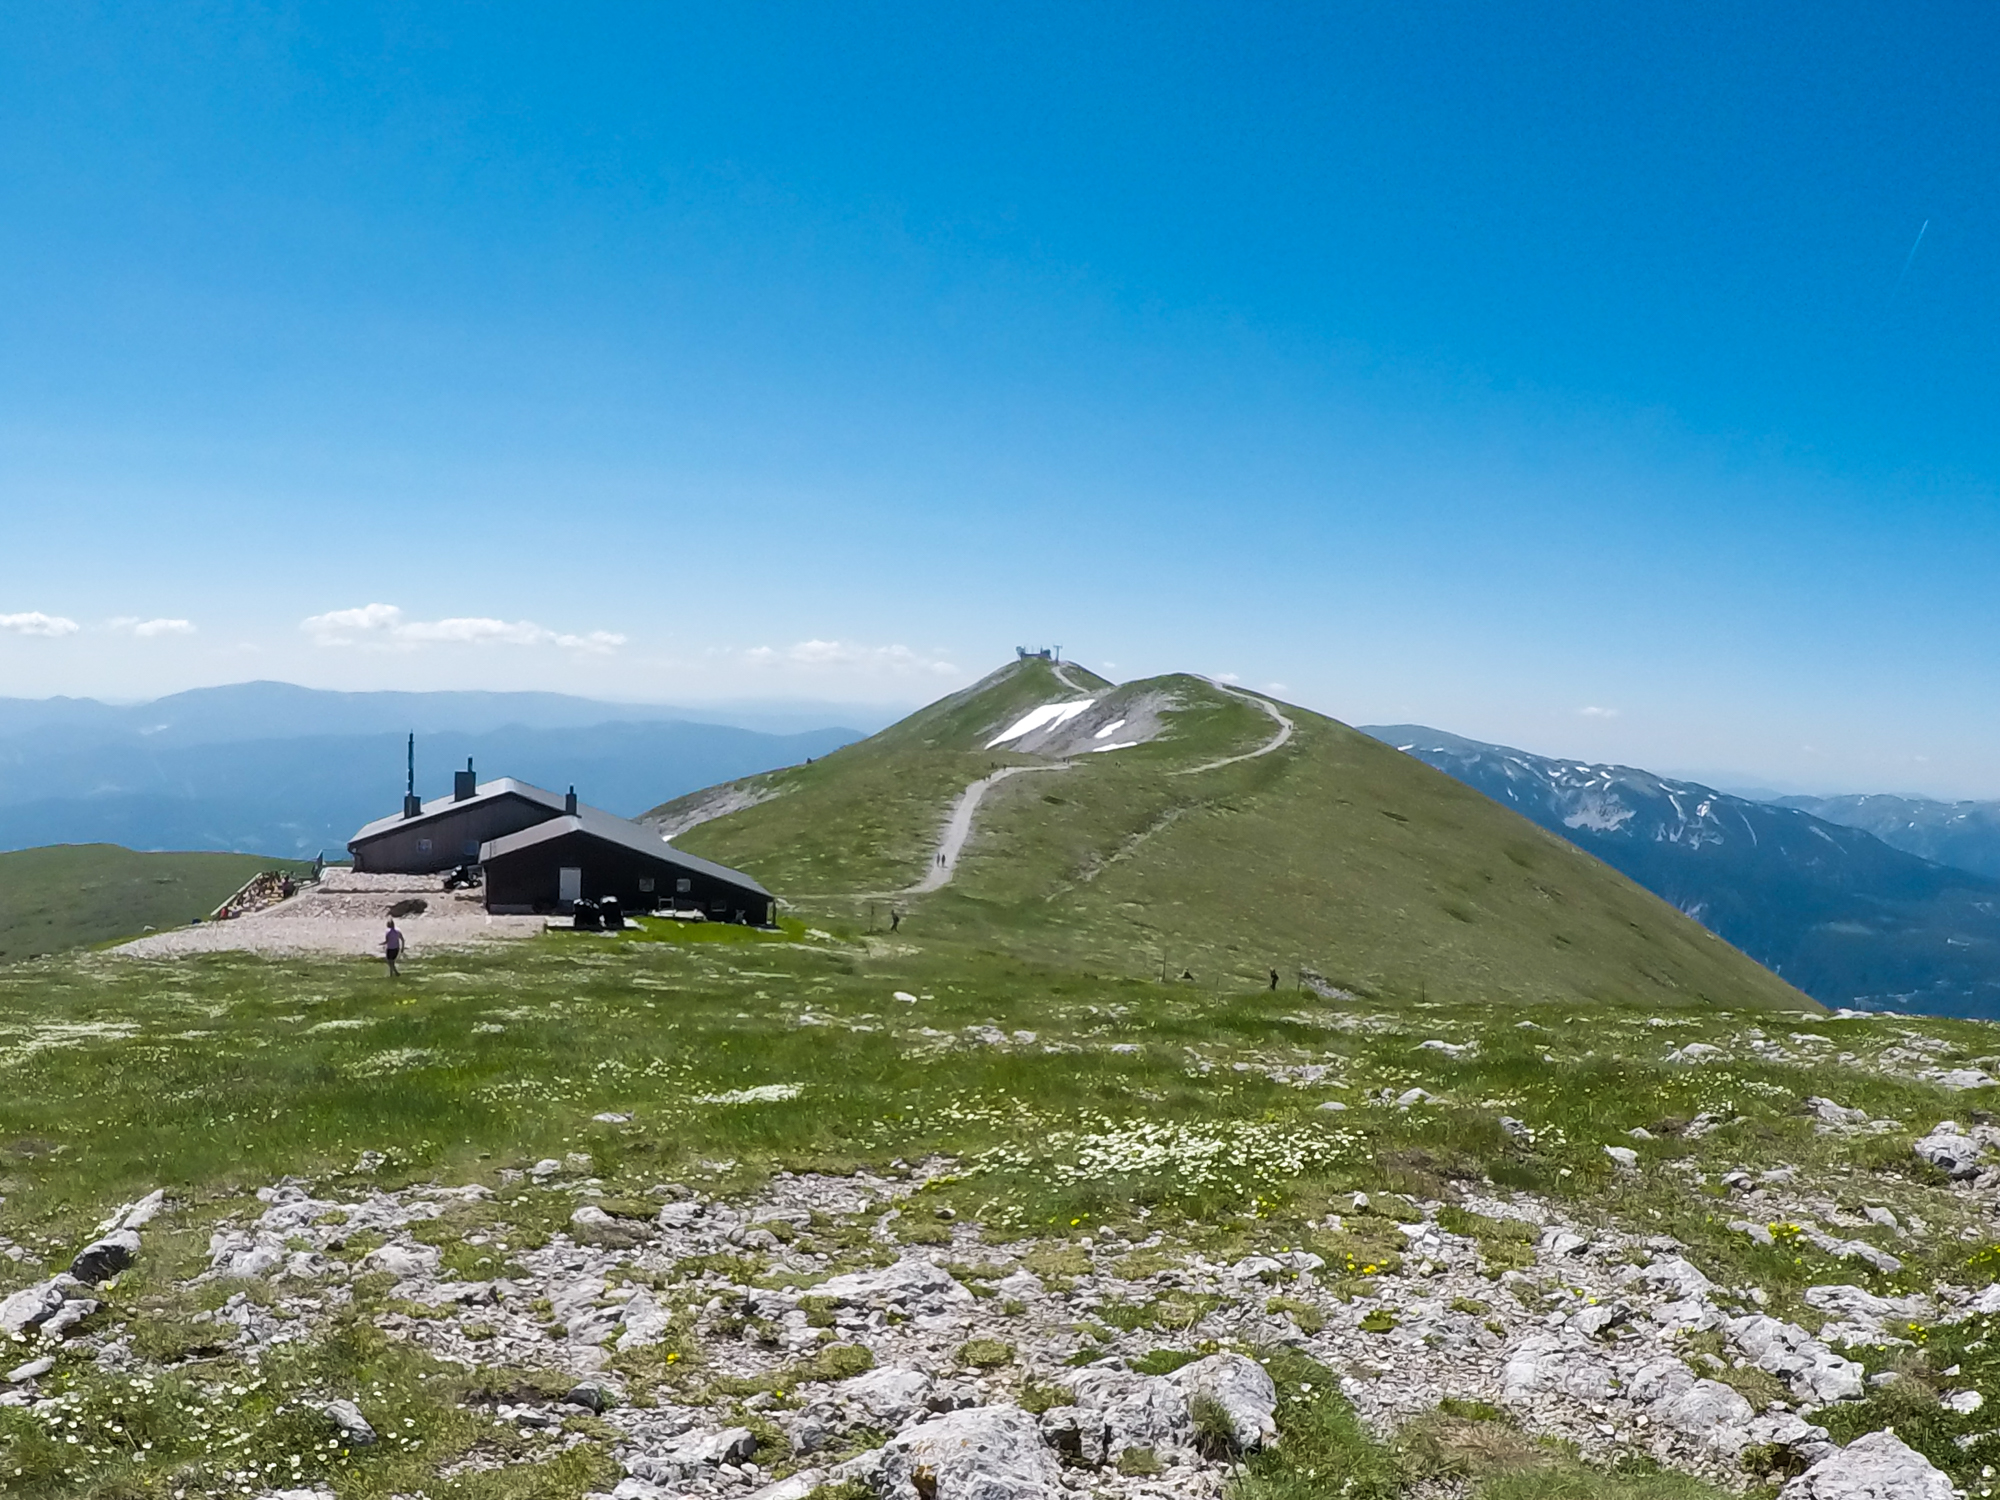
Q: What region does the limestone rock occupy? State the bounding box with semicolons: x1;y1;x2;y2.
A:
876;1405;1063;1500
1169;1353;1278;1451
815;1256;973;1312
573;1205;649;1248
322;1398;376;1446
1913;1121;1984;1179
1777;1427;1954;1499
1807;1097;1868;1128
363;1244;439;1279
616;1290;670;1350
0;1279;68;1339
1727;1316;1865;1404
1060;1361;1191;1463
836;1365;934;1428
630;1426;758;1479
41;1297;99;1340
70;1229;141;1285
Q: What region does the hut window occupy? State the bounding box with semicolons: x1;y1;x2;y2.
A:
417;838;433;854
638;877;655;893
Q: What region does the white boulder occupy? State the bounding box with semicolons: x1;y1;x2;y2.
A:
876;1405;1063;1500
1777;1427;1954;1499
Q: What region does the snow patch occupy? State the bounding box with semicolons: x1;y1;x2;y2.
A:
985;700;1095;748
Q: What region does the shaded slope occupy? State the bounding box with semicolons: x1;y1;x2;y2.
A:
1370;725;2000;1016
654;664;1812;1013
0;844;312;961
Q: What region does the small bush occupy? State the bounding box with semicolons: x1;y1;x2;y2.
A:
1116;1445;1163;1476
1359;1307;1398;1333
959;1337;1014;1368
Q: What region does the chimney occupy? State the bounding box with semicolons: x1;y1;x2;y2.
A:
453;757;476;802
565;785;579;816
403;732;422;817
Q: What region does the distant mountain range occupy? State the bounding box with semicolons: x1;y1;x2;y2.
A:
1775;793;2000;882
1365;725;2000;1017
0;682;869;859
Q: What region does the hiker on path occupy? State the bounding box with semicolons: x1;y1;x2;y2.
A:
890;909;902;932
1269;968;1280;991
382;918;405;977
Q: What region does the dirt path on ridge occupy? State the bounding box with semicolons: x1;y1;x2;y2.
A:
1171;680;1295;775
905;763;1070;894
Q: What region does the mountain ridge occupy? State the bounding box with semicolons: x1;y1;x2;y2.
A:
1365;723;2000;1016
650;659;1814;1014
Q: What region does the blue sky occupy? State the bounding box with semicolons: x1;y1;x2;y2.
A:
2;3;1997;793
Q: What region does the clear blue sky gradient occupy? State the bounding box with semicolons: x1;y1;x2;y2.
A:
2;4;1997;793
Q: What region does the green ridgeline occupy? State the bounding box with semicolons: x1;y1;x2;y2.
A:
0;844;312;961
657;657;1813;1013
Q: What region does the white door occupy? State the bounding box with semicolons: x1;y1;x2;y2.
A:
558;867;583;904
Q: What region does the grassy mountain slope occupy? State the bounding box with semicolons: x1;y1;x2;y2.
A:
654;660;1811;1012
0;844;311;961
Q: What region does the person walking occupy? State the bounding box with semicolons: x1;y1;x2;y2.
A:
382;918;405;977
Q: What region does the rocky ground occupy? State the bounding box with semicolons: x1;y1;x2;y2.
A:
5;1134;1987;1500
111;872;543;960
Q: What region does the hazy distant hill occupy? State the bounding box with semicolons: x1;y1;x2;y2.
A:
1777;793;2000;882
1368;724;2000;1016
0;683;868;858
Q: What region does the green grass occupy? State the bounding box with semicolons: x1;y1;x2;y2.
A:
1241;1352;1739;1500
0;844;313;962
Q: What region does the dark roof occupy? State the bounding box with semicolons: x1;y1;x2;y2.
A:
348;778;566;846
479;803;772;898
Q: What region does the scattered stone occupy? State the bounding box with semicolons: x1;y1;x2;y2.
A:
1913;1121;1986;1178
1945;1388;1985;1414
1603;1145;1639;1170
1171;1352;1278;1449
565;1383;612;1413
322;1398;377;1446
572;1205;648;1249
70;1229;141;1285
6;1355;54;1383
815;1256;973;1311
0;1279;68;1338
94;1189;166;1236
1668;1042;1723;1063
363;1243;439;1279
1923;1067;1996;1091
1806;1097;1868;1128
1726;1316;1864;1403
616;1289;671;1350
41;1298;99;1340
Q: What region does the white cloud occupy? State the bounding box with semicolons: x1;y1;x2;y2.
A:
1577;705;1619;718
0;612;81;637
301;603;624;654
742;640;959;677
109;617;197;637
